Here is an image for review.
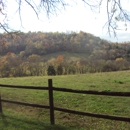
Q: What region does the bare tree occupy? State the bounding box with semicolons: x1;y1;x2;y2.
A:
0;0;130;36
104;0;130;37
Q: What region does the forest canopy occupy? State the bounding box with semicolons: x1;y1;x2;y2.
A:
0;31;130;77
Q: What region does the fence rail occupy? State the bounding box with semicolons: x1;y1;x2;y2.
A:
53;87;130;97
0;84;48;90
1;99;50;109
54;107;130;122
0;79;130;124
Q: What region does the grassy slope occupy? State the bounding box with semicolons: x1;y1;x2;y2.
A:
0;71;130;130
41;51;88;61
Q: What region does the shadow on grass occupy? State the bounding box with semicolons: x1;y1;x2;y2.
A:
0;112;8;125
0;113;70;130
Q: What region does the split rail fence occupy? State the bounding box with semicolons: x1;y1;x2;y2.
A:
0;79;130;124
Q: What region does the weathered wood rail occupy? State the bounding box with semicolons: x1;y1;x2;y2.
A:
0;79;130;124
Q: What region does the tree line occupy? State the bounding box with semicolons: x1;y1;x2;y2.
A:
0;31;130;77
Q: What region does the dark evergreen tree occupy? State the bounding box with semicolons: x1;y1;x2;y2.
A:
47;65;56;76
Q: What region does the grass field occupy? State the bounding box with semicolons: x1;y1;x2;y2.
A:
41;51;88;61
0;71;130;130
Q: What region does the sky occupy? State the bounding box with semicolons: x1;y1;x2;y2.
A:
1;0;130;42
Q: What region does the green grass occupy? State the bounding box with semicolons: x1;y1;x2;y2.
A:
41;51;88;61
0;71;130;129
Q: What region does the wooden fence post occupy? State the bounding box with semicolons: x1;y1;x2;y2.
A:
0;93;2;113
48;79;55;125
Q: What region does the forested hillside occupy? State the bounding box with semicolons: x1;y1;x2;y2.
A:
0;31;130;77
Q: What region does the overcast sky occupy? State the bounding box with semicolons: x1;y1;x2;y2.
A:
1;0;130;42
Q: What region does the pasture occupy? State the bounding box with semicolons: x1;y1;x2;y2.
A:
0;71;130;130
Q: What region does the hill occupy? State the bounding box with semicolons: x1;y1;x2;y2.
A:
0;31;130;77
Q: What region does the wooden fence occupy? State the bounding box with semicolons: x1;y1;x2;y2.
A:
0;79;130;124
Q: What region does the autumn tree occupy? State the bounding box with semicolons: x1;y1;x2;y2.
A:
0;56;10;77
27;54;42;76
56;55;64;75
57;65;63;75
56;55;63;64
0;38;8;55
